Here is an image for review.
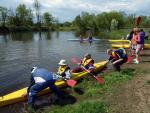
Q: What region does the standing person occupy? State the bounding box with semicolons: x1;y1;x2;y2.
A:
72;53;95;73
130;28;139;56
27;67;64;111
107;48;128;71
133;29;145;64
57;59;72;80
127;29;134;41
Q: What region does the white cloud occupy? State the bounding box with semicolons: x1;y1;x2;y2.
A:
0;0;150;22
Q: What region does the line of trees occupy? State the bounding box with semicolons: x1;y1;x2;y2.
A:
0;0;150;33
0;0;58;32
72;12;150;33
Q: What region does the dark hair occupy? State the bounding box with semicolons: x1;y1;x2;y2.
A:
140;29;143;32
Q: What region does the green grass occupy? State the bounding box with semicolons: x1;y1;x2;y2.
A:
96;29;130;39
96;28;150;44
58;26;77;31
40;68;135;113
46;100;108;113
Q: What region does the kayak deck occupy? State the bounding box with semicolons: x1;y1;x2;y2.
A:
67;38;100;41
0;61;107;107
111;44;150;49
109;39;130;43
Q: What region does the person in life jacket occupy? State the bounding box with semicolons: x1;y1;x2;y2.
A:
57;59;72;80
107;48;128;71
27;67;64;111
130;28;139;56
72;53;95;73
133;29;145;64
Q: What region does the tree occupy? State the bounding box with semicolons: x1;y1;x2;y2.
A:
16;4;33;26
73;15;81;27
43;12;53;26
34;0;41;26
111;19;118;30
0;6;8;27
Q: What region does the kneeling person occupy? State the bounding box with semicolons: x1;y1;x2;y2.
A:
107;48;128;71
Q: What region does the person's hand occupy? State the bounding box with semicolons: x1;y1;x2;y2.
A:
77;63;80;66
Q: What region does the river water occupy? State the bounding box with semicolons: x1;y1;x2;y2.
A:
0;31;110;96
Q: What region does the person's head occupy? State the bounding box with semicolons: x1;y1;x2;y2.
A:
31;67;37;73
58;59;67;67
140;29;143;32
133;27;139;34
107;49;113;55
84;53;91;59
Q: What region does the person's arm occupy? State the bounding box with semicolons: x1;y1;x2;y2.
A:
112;59;123;65
64;70;72;80
88;60;95;72
27;74;35;93
108;56;113;61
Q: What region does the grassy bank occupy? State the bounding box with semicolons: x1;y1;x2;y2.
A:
97;28;149;39
36;68;135;113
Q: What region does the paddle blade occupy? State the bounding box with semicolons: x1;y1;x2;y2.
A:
66;79;77;87
136;16;141;27
94;76;104;84
127;55;132;63
71;57;78;64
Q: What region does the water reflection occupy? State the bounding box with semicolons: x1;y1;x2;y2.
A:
10;32;33;42
0;35;8;44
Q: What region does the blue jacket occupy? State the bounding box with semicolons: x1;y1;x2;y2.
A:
137;31;145;44
32;68;54;83
109;48;128;61
27;68;55;93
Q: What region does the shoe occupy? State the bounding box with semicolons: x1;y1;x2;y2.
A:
28;104;36;113
133;59;139;64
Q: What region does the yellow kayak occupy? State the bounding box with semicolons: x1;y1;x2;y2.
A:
0;61;108;107
109;40;130;43
111;44;150;49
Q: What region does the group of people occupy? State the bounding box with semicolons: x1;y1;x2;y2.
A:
25;49;128;111
25;40;130;112
128;28;145;64
26;53;96;111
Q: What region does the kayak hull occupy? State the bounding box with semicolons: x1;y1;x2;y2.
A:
0;61;107;107
67;39;100;41
109;40;130;43
111;44;150;49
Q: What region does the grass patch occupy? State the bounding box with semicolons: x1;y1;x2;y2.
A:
45;100;108;113
40;68;135;113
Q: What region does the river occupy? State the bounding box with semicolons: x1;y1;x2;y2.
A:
0;31;110;96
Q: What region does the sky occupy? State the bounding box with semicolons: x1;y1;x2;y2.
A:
0;0;150;22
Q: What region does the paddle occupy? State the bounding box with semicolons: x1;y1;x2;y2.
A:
71;57;104;84
135;16;141;27
54;73;77;87
127;55;132;63
66;79;77;87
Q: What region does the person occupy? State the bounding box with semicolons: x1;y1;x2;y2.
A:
127;30;134;41
107;48;128;71
57;59;72;80
27;67;64;111
88;33;93;41
130;28;139;56
79;35;84;43
72;53;95;73
133;29;145;64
